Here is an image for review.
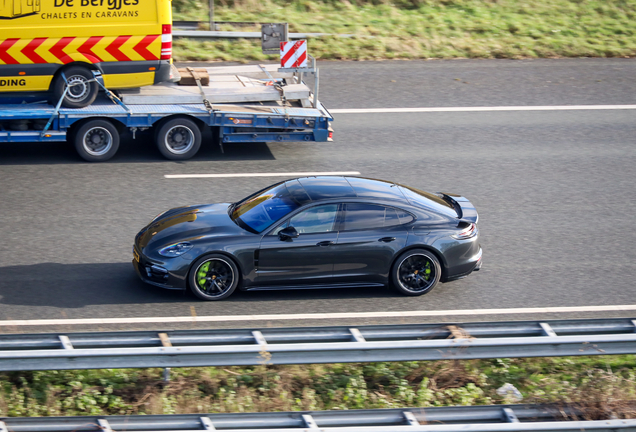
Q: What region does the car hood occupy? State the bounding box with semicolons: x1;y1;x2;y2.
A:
136;203;241;251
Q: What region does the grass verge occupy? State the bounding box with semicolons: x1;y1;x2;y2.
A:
1;356;635;418
172;0;636;62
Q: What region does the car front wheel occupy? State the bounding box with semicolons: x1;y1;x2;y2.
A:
391;249;441;296
189;254;239;301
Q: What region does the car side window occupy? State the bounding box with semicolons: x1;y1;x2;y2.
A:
384;207;401;226
275;204;339;235
343;204;412;231
397;210;414;224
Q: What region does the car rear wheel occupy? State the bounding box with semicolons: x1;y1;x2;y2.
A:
52;66;99;108
189;254;239;301
391;249;441;296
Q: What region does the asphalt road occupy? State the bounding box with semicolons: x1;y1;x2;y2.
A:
0;58;635;332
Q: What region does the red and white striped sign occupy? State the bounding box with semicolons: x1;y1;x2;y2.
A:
280;40;307;68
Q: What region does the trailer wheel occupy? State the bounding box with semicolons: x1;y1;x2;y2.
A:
73;119;120;162
155;118;202;160
52;66;99;109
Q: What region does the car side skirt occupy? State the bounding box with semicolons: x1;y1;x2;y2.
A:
241;282;386;291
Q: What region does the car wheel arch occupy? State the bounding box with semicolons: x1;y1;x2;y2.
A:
392;244;447;282
186;251;244;290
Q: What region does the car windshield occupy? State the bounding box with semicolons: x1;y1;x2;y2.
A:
230;182;302;233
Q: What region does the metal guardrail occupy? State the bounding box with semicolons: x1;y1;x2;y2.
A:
173;20;339;30
171;21;354;39
0;318;634;371
172;30;354;39
1;404;635;432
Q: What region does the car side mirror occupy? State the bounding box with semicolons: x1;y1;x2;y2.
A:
278;226;299;241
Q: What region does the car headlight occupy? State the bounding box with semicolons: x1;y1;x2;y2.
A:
158;242;193;257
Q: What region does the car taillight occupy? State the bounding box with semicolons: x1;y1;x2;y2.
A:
451;223;477;240
161;24;172;60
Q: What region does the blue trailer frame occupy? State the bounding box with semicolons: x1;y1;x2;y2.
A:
0;100;332;144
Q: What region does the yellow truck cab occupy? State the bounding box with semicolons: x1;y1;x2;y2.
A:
0;0;172;107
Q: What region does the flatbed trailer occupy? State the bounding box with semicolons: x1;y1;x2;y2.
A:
0;64;333;161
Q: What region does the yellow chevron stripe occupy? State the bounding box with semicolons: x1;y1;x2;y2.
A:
90;36;118;63
118;35;144;61
147;37;162;59
0;35;163;65
63;36;93;63
5;37;31;64
36;37;62;64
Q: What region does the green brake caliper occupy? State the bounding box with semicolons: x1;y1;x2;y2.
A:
424;261;431;280
197;262;210;289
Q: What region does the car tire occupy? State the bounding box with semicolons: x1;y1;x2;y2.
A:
390;249;441;296
52;66;99;108
189;254;239;301
73;119;120;162
155;117;202;160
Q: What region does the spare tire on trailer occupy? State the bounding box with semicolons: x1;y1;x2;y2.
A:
73;119;120;162
52;66;99;109
155;117;202;160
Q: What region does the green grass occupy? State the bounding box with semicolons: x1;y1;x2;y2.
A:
172;0;636;62
1;356;635;418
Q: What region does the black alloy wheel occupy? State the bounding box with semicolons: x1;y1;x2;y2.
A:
73;119;120;162
52;66;99;108
155;117;202;160
391;249;441;296
189;254;239;301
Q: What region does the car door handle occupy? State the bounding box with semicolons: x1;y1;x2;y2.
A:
316;241;334;246
379;237;396;243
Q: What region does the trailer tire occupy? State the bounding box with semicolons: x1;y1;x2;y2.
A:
155;118;202;160
52;66;99;109
73;119;120;162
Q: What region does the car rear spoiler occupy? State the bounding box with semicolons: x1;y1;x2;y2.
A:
438;193;479;223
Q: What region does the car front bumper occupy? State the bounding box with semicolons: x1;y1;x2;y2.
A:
133;246;188;290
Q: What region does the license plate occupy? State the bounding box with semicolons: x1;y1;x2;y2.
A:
133;249;140;262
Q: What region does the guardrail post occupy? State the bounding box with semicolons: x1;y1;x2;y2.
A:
159;333;172;383
252;331;268;347
302;414;319;429
349;328;366;343
403;411;420;427
97;419;113;432
200;416;216;430
502;408;520;423
539;322;557;337
58;335;74;350
208;0;214;31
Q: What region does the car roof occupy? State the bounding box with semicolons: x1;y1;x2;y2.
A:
292;176;406;202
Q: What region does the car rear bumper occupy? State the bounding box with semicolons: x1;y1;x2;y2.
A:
443;245;482;282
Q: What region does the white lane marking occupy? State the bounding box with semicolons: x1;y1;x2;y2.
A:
330;105;636;114
1;304;635;327
165;171;361;179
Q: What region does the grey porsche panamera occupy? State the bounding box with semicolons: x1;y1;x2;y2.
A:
133;176;482;300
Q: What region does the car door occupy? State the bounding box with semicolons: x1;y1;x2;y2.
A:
256;204;340;287
331;203;412;284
